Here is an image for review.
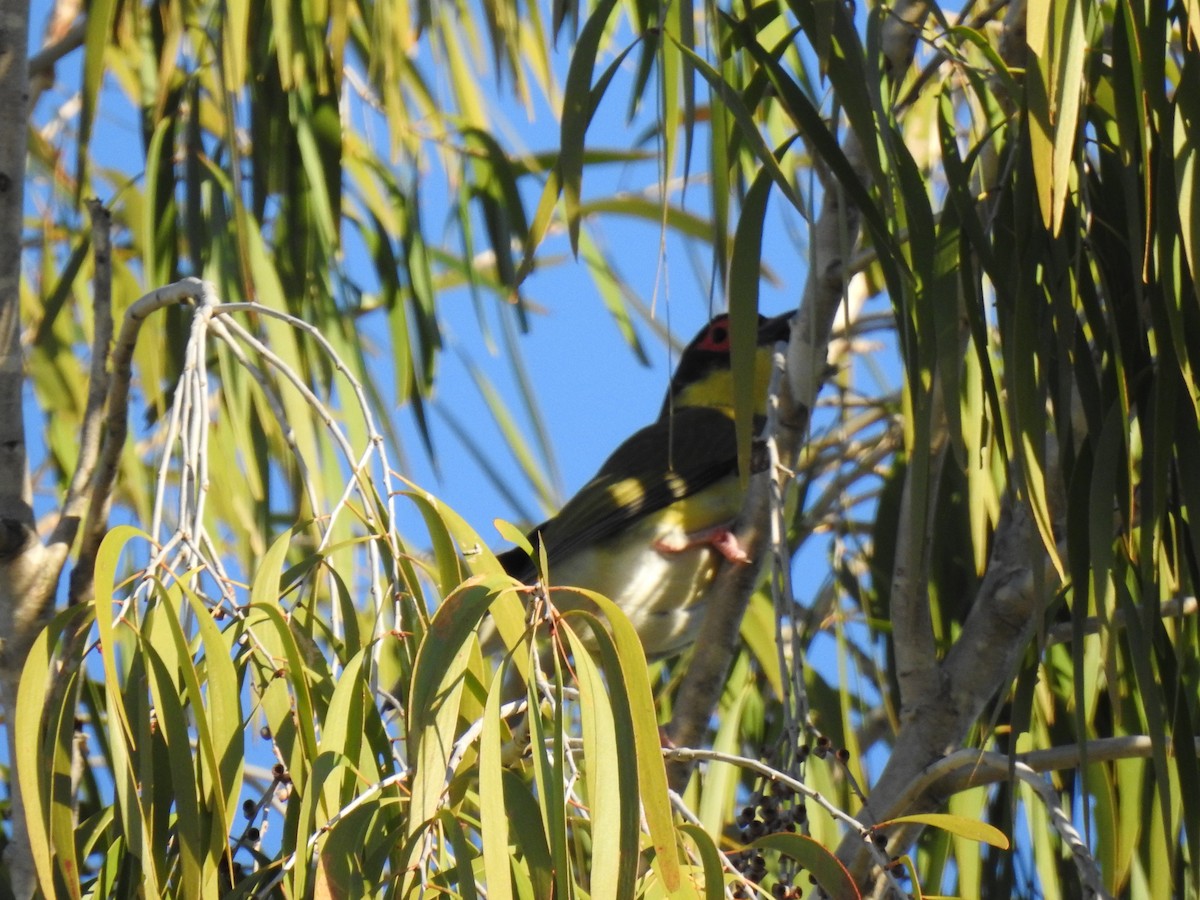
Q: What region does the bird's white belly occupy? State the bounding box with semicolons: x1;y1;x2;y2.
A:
546;516;723;658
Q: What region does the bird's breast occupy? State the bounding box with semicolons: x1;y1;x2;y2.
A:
547;477;743;657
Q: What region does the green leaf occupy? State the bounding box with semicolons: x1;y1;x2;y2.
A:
752;833;860;899
502;769;554;897
669;38;808;220
93;526;146;749
1026;0;1086;235
557;588;683;891
77;0;120;195
561;611;640;899
678;824;727;899
561;624;621;900
183;585;243;849
439;810;481;900
407;580;508;830
525;635;573;899
16;605;94;898
728;145;790;486
479;665;514;900
880;813;1011;849
560;0;622;253
142;638;207;894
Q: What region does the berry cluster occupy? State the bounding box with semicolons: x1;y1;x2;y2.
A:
728;738;858;898
729;782;807;898
736;785;806;838
799;734;846;763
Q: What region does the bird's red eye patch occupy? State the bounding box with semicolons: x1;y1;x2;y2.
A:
697;318;731;352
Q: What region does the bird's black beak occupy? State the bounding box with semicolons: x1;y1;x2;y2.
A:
758;311;794;344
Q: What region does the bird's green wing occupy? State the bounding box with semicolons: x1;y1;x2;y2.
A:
500;406;740;579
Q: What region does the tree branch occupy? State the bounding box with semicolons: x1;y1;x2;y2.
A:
886;737;1200;900
68;278;208;605
838;496;1052;884
50;201;113;550
888;428;947;721
903;735;1200;800
1044;595;1197;647
831;1;1042;890
0;0;41;890
665;154;862;774
26;16;85;80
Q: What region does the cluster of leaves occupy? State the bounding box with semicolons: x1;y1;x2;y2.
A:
15;518;876;897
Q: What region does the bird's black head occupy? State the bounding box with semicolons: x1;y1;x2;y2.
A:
660;312;792;417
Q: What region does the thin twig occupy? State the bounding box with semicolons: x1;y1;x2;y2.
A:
52;200;113;546
1010;761;1112;900
27;19;86;79
901;735;1200;802
1044;595;1197;647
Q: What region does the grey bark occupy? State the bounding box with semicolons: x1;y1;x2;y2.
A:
0;0;43;893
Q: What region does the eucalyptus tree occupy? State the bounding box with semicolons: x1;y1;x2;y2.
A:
2;0;1198;897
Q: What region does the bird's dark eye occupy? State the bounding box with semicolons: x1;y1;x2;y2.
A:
709;324;728;346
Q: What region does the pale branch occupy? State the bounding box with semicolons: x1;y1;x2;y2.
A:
886;428;946;722
1044;595;1197;647
900;735;1200;805
51;201;113;547
144;300;222;577
26;16;85;79
664;748;883;852
67;277;210;605
85;287;410;692
207;304;403;657
1010;761;1113;900
193;317;322;521
884;738;1200;900
208;307;388;543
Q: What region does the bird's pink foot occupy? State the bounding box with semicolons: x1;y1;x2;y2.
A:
709;528;750;563
654;526;750;563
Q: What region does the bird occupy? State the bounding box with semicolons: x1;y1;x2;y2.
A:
495;311;793;658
